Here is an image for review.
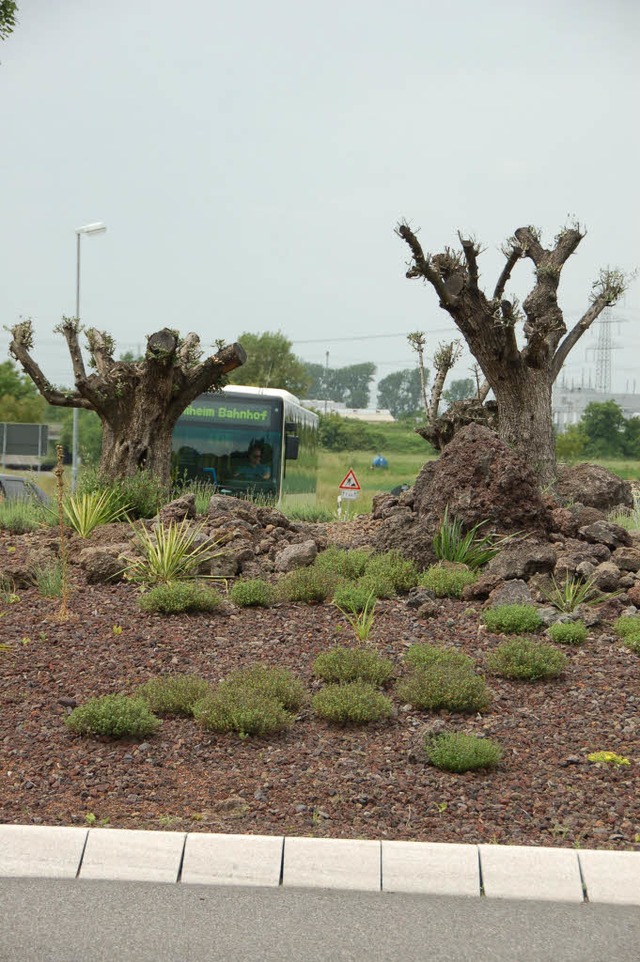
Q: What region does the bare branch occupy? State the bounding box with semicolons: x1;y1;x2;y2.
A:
177;332;203;366
8;320;91;409
493;242;523;300
85;328;116;377
458;233;480;292
514;226;545;264
550;277;629;381
429;340;462;421
407;331;429;417
54;316;88;384
169;342;247;416
396;222;459;307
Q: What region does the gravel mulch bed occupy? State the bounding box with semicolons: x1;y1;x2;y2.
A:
1;522;639;850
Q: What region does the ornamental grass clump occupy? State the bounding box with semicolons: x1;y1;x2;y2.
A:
432;506;515;570
123;519;223;586
0;498;44;534
62;488;129;538
139;581;223;614
313;646;394;686
425;732;502;773
276;566;340;603
487;637;567;681
137;674;210;715
66;694;161;739
418;564;476;599
312;681;393;726
404;644;475;673
547;620;588;646
33;560;64;599
229;578;276;607
482;603;543;635
613;615;640;653
396;662;491;714
363;550;418;594
542;573;601;613
314;546;370;581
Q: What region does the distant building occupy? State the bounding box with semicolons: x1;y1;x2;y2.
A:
302;399;395;423
553;384;640;433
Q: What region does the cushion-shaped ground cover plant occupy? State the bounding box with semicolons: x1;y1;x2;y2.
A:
223;665;306;712
229;578;276;607
613;615;640;653
313;546;370;581
332;581;378;614
66;694;161;738
137;674;210;715
139;581;223;614
363;550;418;594
547;620;588;646
487;637;567;681
312;646;393;686
425;732;502;773
396;662;491;713
275;566;341;603
312;681;393;726
482;603;542;635
404;644;475;672
354;573;396;599
193;688;293;737
418;563;476;598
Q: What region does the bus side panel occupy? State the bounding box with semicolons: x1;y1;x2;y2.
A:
280;401;318;508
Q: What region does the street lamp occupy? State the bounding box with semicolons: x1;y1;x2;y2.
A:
72;222;107;491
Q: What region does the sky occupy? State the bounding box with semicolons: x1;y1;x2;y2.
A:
1;0;639;402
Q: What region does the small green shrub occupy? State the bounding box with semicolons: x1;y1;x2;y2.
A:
613;615;640;641
79;469;168;520
404;644;475;672
276;566;340;603
363;550;418;593
285;504;335;523
418;564;476;598
313;646;393;686
333;581;377;613
396;664;491;713
425;732;502;773
139;581;223;613
621;636;640;654
548;621;588;646
482;604;542;635
33;561;64;599
193;688;292;736
66;694;161;738
487;637;566;681
137;674;210;715
587;750;630;767
223;665;306;712
312;681;393;725
355;573;396;599
229;578;276;607
314;546;370;581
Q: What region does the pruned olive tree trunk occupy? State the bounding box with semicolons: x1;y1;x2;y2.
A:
8;321;246;486
397;222;629;485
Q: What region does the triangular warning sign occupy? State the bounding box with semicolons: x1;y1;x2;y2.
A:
339;469;361;491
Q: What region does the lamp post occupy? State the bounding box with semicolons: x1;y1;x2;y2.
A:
72;222;107;491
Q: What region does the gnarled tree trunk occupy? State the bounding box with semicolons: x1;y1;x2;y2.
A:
9;321;246;487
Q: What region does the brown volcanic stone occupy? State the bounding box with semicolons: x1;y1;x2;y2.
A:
554;464;634;512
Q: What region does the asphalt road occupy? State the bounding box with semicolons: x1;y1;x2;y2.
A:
2;879;640;962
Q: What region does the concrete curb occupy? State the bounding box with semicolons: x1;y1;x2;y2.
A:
1;825;639;905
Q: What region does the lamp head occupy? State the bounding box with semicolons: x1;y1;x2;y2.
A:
76;222;107;235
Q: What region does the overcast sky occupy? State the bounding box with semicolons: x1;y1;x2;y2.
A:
1;0;639;400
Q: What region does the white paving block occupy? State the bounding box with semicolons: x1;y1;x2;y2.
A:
479;844;584;902
282;837;380;891
79;829;186;883
578;849;640;905
181;833;283;887
0;825;87;879
382;841;480;896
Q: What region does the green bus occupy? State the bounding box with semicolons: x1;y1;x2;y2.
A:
172;386;318;506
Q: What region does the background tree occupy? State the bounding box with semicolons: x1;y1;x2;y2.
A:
302;361;376;407
227;331;309;396
0;359;46;422
443;377;475;404
0;1;17;42
377;368;424;418
397;220;630;484
580;400;626;458
9;320;246;485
